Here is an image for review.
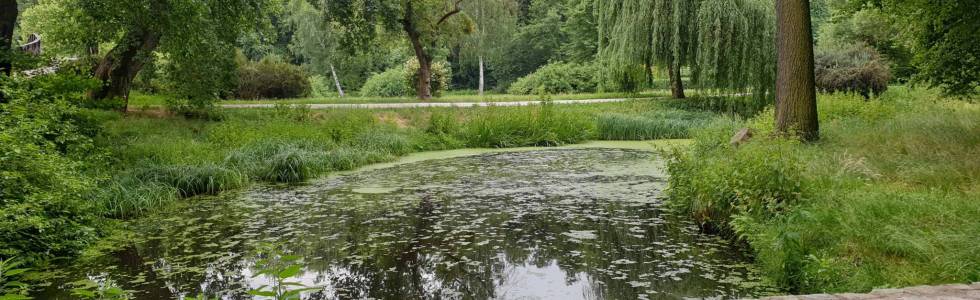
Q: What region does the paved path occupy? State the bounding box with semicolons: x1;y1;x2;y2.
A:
762;282;980;300
221;98;635;109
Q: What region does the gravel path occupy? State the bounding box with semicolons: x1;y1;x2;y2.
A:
220;98;635;109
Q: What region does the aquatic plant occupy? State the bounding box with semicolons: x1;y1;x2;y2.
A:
249;244;321;300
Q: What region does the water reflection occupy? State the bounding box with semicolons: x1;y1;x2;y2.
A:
40;149;774;299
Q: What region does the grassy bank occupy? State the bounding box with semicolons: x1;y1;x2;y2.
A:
665;87;980;293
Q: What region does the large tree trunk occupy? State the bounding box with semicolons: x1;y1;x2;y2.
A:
775;0;819;141
478;55;485;96
90;29;161;111
0;0;17;103
330;63;345;97
402;3;433;100
669;63;686;99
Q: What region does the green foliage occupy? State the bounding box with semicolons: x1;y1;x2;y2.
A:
307;75;333;98
361;58;452;97
507;62;599;95
404;58;452;97
597;0;776;101
596;109;716;140
463;102;594;147
814;43;891;99
0;74;102;260
248;243;321;300
666;88;980;293
236;55;312;100
360;67;411;97
816;7;915;81
0;258;31;299
878;0;979;96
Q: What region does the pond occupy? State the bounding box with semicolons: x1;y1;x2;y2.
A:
38;144;775;299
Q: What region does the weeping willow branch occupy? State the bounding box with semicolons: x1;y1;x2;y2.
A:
598;0;775;104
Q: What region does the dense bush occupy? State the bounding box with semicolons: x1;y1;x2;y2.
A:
361;58;452;97
0;74;103;260
666;121;807;234
236;56;312;99
404;58;452;97
507;62;599;95
308;75;334;98
360;66;411;97
815;43;892;99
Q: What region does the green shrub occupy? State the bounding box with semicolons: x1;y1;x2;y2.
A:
404;58;452;97
815;43;891;99
666;129;808;234
360;66;411;97
308;74;334;98
360;58;453;97
463;103;594;147
596;109;717;140
0;73;102;260
236;55;311;99
507;62;599;95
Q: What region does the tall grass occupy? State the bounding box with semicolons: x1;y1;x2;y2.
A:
596;109;717;140
665;88;980;293
463;103;595;147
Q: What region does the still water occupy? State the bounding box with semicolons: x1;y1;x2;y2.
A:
40;147;774;299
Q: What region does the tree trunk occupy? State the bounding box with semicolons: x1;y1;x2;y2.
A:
90;29;161;111
0;0;17;103
330;64;345;97
669;63;685;99
775;0;819;141
478;55;485;96
402;2;433;100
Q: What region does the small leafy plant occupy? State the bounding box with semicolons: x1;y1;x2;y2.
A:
248;244;321;300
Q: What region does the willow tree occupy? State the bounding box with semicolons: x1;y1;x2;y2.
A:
325;0;473;100
598;0;775;101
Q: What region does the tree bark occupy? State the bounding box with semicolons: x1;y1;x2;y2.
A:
669;63;685;99
330;63;345;97
775;0;819;141
403;12;433;100
0;0;17;103
90;28;161;111
478;55;485;96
